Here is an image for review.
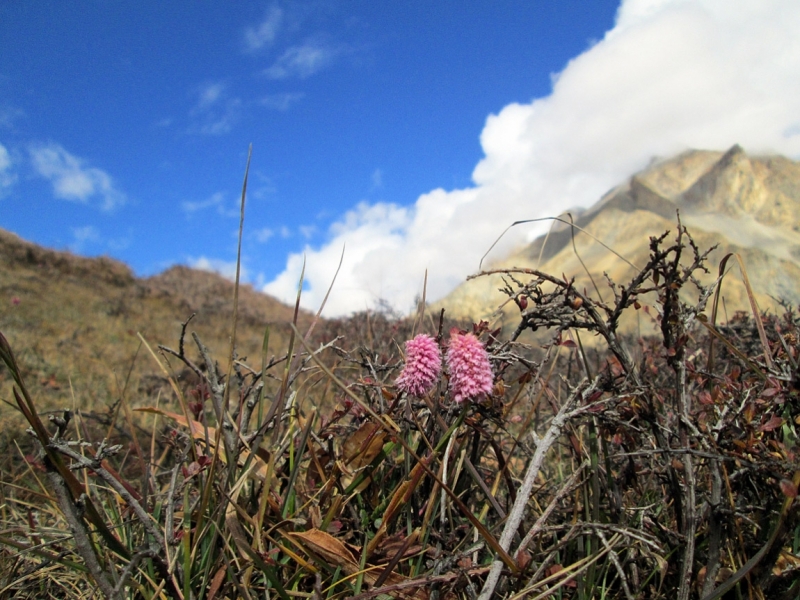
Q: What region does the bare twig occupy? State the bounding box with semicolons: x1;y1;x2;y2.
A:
478;377;599;600
45;468;117;599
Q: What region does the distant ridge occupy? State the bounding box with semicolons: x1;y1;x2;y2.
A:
437;145;800;333
0;227;299;325
0;228;136;287
0;228;302;419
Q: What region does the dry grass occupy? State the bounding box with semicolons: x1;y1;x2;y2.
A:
0;227;303;432
1;222;798;600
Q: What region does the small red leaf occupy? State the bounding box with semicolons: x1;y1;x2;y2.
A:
516;549;532;571
759;415;784;432
779;479;798;498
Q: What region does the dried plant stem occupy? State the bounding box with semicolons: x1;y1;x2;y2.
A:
48;439;182;596
676;357;697;600
112;548;160;598
193;332;238;460
46;468;117;599
478;377;597;600
516;460;587;553
701;458;723;598
50;441;166;555
597;529;635;600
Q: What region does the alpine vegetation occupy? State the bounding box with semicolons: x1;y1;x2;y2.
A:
446;331;494;404
395;333;442;397
1;217;799;599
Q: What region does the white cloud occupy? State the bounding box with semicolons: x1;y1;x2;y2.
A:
259;92;305;111
244;6;283;52
70;225;100;252
0;106;25;128
0;142;17;193
253;227;274;243
189;256;248;281
189;82;242;135
182;191;225;214
264;43;337;79
299;225;317;239
29;143;126;210
370;168;383;190
264;0;800;317
196;82;225;110
181;191;238;218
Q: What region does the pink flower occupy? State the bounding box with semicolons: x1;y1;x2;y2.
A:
396;334;442;397
446;332;493;403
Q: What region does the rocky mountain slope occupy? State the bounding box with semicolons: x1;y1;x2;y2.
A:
437;145;800;336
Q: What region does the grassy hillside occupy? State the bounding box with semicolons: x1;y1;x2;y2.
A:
0;228;303;431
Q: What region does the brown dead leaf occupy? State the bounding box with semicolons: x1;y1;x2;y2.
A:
290;528;358;569
206;566;227;600
779;479;798;498
343;421;386;468
760;414;784;432
135;407;270;481
516;548;532;571
340;421;387;491
773;549;800;575
290;529;428;599
375;532;423;559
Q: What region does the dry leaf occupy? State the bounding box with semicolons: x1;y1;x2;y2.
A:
779;479;798;498
760;414;784;432
290;529;428;600
343;421;386;468
290;528;357;568
135;407;270;481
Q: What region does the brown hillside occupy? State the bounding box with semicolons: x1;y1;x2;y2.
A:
0;228;306;428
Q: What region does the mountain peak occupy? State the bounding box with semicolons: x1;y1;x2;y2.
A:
680;143;764;217
436;146;800;332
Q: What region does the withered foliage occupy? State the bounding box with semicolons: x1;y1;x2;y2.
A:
1;223;798;600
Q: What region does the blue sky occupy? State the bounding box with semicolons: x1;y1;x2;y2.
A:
2;1;800;315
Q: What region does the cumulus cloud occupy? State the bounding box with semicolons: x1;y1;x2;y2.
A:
0;142;16;193
29;143;126;210
189;256;248;281
264;0;800;316
244;5;283;52
264;43;337;79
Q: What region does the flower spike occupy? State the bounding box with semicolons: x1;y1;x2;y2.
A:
396;334;442;397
